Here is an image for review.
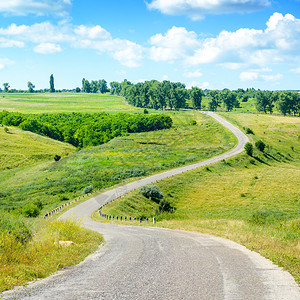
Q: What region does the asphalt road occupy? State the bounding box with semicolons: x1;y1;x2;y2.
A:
2;112;299;300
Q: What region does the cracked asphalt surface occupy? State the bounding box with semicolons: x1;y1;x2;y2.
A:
1;112;299;300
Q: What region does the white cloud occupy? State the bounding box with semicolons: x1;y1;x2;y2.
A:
291;67;300;74
34;43;62;54
240;71;282;82
261;73;282;81
147;0;270;20
0;37;24;48
74;25;111;40
0;58;14;70
240;72;259;81
0;0;72;16
0;22;144;67
184;70;203;78
150;26;199;61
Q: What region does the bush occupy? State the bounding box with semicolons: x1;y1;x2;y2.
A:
190;120;197;125
255;140;266;152
0;211;32;244
139;185;163;202
249;210;285;225
245;127;254;134
54;155;61;161
83;185;93;194
23;203;41;218
244;142;253;156
158;199;172;213
4;127;9;133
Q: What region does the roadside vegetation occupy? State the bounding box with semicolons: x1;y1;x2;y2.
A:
98;112;300;284
0;212;103;292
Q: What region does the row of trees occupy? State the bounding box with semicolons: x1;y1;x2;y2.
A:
109;80;204;110
255;90;300;116
81;79;109;94
0;111;172;148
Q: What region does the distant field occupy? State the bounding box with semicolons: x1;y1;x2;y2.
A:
0;110;235;212
99;112;300;283
0;93;140;114
0;125;75;170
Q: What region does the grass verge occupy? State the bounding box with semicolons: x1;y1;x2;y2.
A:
0;216;103;293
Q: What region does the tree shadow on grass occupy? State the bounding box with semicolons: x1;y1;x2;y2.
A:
253;155;270;165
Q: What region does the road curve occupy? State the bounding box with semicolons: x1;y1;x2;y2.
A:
2;112;299;300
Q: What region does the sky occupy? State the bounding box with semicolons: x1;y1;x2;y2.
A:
0;0;300;91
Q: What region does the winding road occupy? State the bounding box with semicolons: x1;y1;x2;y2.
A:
2;112;299;300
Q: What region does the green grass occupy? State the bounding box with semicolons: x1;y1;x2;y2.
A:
0;125;75;171
0;110;235;214
98;113;300;284
0;218;103;292
0;93;140;114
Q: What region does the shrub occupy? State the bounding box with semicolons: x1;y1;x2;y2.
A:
143;109;149;114
158;199;172;213
245;127;254;134
249;210;285;225
83;185;93;194
190;120;197;125
4;127;9;133
244;142;253;156
255;140;266;152
0;211;32;244
23;203;40;218
54;155;61;162
139;185;163;202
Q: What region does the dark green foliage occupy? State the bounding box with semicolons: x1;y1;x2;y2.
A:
255;140;266;152
143;109;149;114
54;155;61;161
190;120;197;125
189;86;203;109
4;127;9;133
49;74;55;93
34;200;44;210
249;210;285;225
83;185;93;194
139;185;163;202
245;127;254;134
158;199;172;213
244;142;253;156
0;211;32;244
22;203;40;218
0;111;172;148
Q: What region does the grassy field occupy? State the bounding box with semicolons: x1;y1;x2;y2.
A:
0;93;140;114
0;125;75;171
0;110;235;213
98;112;300;283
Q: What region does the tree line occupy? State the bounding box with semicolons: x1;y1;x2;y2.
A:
0;111;172;148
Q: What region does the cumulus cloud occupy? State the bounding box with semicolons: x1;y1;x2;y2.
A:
0;22;144;67
150;26;200;61
240;71;282;82
149;12;300;74
0;0;72;16
147;0;270;20
34;43;62;54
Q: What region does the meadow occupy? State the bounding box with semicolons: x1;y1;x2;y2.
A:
98;112;300;283
0;93;140;114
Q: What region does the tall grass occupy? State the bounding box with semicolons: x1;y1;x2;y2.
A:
0;212;103;292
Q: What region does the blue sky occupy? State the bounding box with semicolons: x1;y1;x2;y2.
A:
0;0;300;90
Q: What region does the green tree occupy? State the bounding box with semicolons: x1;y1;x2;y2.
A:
82;79;91;93
3;83;9;92
207;90;220;111
27;81;35;93
255;90;273;114
221;89;237;111
98;79;108;93
189;86;203;109
49;74;55;93
244;142;253;156
90;80;98;93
